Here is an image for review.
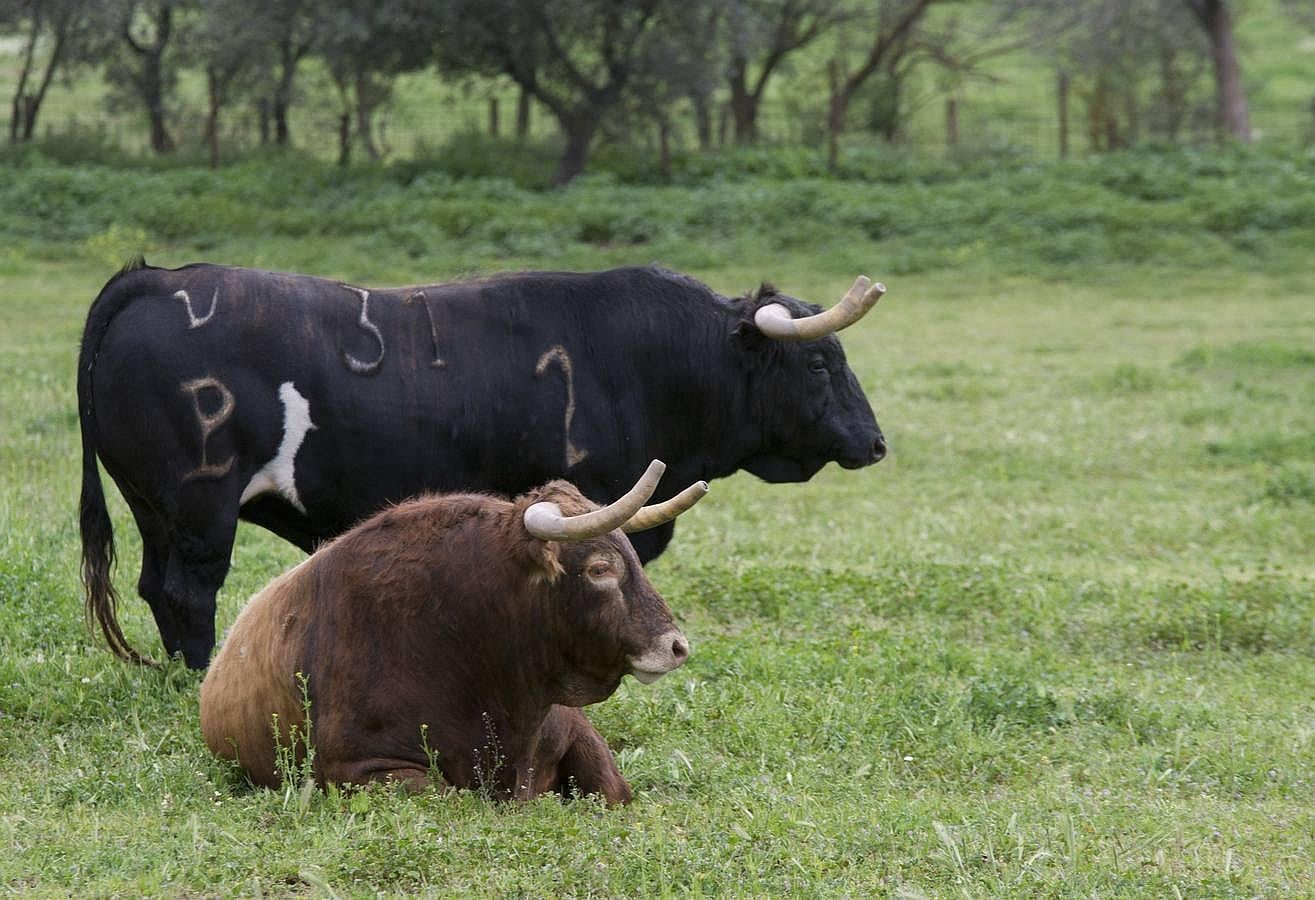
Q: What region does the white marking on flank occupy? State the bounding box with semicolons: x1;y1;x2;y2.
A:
535;345;589;468
173;288;218;329
240;382;315;513
341;285;385;374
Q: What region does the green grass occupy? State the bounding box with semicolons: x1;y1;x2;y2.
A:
2;152;1315;894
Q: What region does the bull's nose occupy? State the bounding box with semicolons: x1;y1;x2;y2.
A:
629;628;690;683
872;435;887;463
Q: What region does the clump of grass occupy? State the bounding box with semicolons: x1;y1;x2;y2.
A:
1204;430;1315;466
1096;362;1172;395
1125;575;1315;654
1178;341;1315;370
1258;468;1315;505
1179;405;1232;426
962;675;1064;733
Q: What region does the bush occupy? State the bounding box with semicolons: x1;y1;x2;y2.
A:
4;143;1315;277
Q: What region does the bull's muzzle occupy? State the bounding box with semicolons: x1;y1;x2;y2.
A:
628;629;690;684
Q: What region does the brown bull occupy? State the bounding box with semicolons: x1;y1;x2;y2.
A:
200;460;705;803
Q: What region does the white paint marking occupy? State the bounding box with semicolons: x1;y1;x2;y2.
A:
535;345;589;468
409;290;446;368
173;288;218;329
240;382;315;513
342;285;385;374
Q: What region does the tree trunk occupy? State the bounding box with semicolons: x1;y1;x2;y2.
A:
516;86;531;141
826;60;844;172
273;48;298;147
690;89;712;150
257;97;271;145
206;68;221;169
353;69;380;160
146;74;173;154
138;39;173;154
488;97;500;137
554;120;596;185
338;111;351;166
274;101;291;146
22;23;68;142
945;96;958;149
728;56;759;145
10;14;39;143
123;3;176;155
1203;0;1250;140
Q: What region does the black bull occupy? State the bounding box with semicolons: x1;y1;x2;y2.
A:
78;261;886;668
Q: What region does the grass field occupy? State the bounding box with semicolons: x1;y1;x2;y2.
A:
1;151;1315;895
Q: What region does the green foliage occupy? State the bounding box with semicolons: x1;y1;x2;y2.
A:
4;144;1315;280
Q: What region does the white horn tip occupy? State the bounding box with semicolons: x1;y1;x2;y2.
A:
858;280;886;308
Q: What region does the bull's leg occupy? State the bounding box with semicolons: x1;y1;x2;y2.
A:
161;546;231;669
141;538;185;659
126;503;183;656
553;709;632;805
158;498;240;669
625;521;676;565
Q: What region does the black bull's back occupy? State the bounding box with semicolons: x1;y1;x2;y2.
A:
78;261;885;667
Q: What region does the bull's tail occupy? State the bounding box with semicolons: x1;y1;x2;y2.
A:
78;257;155;667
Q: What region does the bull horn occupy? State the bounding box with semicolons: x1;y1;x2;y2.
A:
524;460;666;541
622;480;710;533
753;275;886;341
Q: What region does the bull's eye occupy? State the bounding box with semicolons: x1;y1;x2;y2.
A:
587;560;614;579
808;355;827;374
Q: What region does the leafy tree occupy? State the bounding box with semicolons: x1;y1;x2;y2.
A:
3;0;105;143
317;0;434;161
436;0;691;184
1016;0;1213;150
612;2;723;174
824;0;940;168
189;0;271;166
103;0;187;154
256;0;321;146
669;0;723;148
725;0;850;144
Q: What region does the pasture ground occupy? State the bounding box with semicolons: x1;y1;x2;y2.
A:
1;156;1314;895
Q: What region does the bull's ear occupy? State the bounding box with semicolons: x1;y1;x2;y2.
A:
525;538;565;582
732;284;779;346
732;314;773;353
